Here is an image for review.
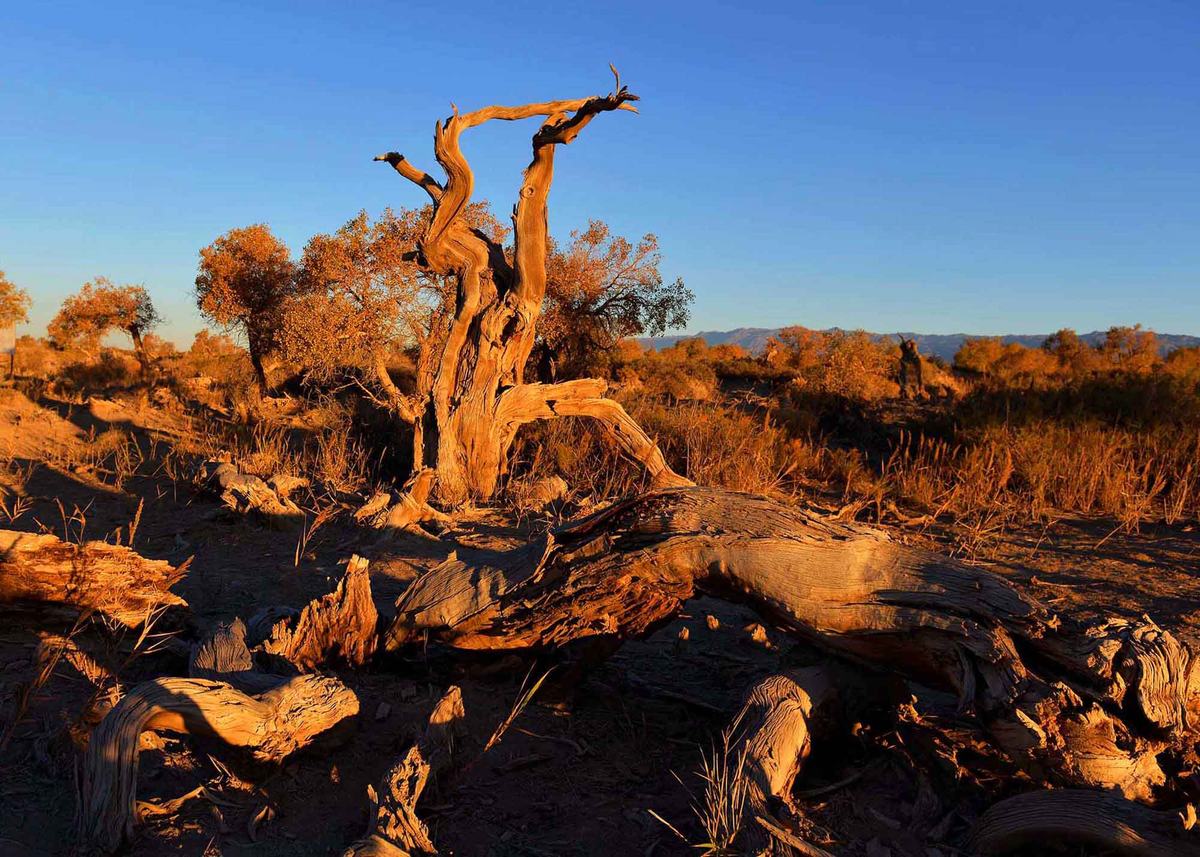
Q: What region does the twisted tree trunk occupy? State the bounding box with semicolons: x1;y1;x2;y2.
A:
383;487;1200;803
375;73;690;506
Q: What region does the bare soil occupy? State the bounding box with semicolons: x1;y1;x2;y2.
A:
1;389;1197;856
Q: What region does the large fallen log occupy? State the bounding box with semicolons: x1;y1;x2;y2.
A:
383;487;1200;802
0;529;187;627
76;674;359;853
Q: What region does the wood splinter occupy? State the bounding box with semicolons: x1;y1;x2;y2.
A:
344;685;466;856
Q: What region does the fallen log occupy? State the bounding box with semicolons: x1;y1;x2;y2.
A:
76;674;359;853
0;529;187;627
968;789;1198;856
344;685;466;856
383;487;1200;802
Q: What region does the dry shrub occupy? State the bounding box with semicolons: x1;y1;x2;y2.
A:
513;392;813;499
872;422;1200;529
53;350;142;395
13;336;60;378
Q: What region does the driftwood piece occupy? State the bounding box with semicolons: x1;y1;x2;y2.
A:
968;789;1198;856
0;529;187;627
729;667;882;855
355;470;452;534
205;461;304;518
76;674;359;853
383;487;1200;801
345;686;466;856
262;555;378;671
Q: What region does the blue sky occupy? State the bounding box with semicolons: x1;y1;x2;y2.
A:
2;0;1198;345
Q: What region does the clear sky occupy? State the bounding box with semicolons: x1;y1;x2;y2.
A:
2;0;1198;346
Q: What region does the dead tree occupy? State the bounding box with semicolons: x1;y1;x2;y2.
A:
375;71;690;507
383;488;1200;805
0;529;187;627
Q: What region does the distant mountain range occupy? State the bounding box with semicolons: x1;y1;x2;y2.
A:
638;327;1200;362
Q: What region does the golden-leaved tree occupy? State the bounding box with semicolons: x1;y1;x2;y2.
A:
538;221;691;380
280;204;506;421
195;224;297;394
48;277;161;375
0;270;32;328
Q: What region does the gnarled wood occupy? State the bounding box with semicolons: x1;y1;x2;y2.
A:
968;789;1198;856
344;686;466;856
376;73;687;506
76;674;359;853
384;487;1200;802
0;529;187;627
204;461;305;519
262;555;378;671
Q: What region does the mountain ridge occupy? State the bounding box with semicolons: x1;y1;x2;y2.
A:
637;327;1200;361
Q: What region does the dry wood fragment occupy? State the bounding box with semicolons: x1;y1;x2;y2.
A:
344;686;466;856
261;555;378;671
76;674;359;853
968;789;1198;856
204;461;304;518
729;666;883;855
0;529;186;627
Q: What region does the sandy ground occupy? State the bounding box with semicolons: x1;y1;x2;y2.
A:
1;388;1197;856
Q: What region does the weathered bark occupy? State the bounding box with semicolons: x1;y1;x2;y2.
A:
729;667;884;855
968;789;1198;856
261;555;379;671
355;470;452;533
0;529;187;627
376;73;690;506
204;461;306;519
383;487;1200;802
76;674;359;853
344;686;466;856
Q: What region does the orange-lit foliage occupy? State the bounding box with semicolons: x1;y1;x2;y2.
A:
281;204;506;407
539;221;691;378
0;270;32;327
1099;324;1158;372
765;326;898;401
958;326;1168;386
47;277;161;373
1164;346;1200;385
195;224;297;393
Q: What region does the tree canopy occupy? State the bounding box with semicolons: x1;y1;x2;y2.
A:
540;221;691;378
195;224;297;392
0;270;33;328
48;277;161;370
